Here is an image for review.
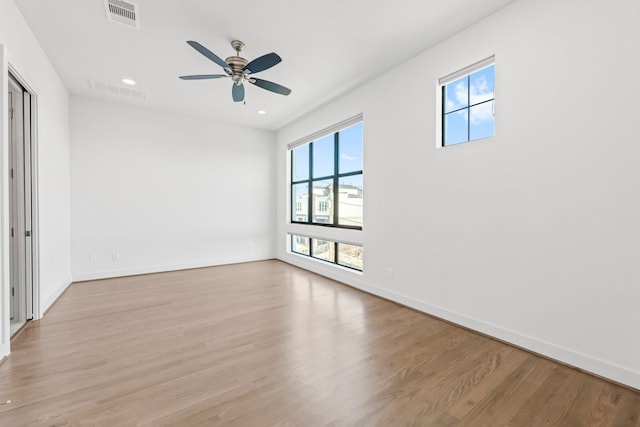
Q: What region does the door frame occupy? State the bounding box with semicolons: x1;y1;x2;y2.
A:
1;46;41;354
8;72;36;331
8;64;40;322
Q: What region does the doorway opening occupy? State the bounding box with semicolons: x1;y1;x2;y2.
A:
8;73;35;337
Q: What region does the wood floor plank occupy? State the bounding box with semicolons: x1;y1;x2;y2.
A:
0;260;637;426
585;384;624;426
606;391;640;427
443;349;545;425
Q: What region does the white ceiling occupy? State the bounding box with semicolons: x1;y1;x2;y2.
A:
15;0;517;131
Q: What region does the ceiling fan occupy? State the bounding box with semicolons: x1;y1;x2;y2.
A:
179;40;292;103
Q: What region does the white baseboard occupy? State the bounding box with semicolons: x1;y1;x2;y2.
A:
278;254;640;391
72;255;275;282
41;278;72;317
0;342;9;361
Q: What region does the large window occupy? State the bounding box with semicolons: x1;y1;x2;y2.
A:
290;234;363;271
290;121;363;229
441;57;495;146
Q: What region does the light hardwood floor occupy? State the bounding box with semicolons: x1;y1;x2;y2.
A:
0;260;638;426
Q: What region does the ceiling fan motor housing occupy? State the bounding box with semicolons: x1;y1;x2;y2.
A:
225;55;248;84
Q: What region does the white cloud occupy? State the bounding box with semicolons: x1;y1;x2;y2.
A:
454;109;468;120
455;82;467;106
446;81;467;111
470;101;493;125
470;75;493;105
445;74;494;125
341;153;356;161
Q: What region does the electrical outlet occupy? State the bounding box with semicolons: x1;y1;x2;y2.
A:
112;252;120;261
90;254;97;263
386;267;393;279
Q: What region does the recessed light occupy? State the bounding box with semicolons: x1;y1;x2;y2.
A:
121;78;136;86
257;110;267;115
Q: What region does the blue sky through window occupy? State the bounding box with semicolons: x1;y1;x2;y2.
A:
294;123;363;179
339;123;363;174
313;134;334;178
312;123;364;178
444;64;494;146
291;121;363;228
292;144;309;181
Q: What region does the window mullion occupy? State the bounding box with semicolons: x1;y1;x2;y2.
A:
333;132;339;226
290;151;294;222
308;142;313;224
467;75;471;142
337;170;363;179
442;85;446;146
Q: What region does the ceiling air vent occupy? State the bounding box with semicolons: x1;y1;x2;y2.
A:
104;0;139;29
89;80;146;101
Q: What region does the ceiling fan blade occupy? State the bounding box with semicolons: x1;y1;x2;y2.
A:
244;53;282;74
232;83;245;102
250;78;292;96
179;74;228;80
186;41;229;69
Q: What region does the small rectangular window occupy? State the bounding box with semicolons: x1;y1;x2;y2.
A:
312;239;335;262
291;235;310;256
440;57;495;147
289;234;363;272
337;242;363;270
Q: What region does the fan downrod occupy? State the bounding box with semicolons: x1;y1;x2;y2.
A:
225;40;248;84
230;40;245;54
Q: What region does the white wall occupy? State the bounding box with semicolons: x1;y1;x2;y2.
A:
70;96;276;280
0;0;72;358
276;0;640;389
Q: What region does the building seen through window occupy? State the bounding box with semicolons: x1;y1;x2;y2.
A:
290;122;363;229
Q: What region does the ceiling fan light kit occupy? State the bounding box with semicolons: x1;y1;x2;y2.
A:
180;40;292;103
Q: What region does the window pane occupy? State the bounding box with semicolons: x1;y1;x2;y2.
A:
339;123;363;174
470;65;494;106
311;179;333;224
291;234;364;271
338;243;363;271
312;134;334;178
288;120;363;230
444;110;468;146
444;76;468;113
292;183;309;222
312;239;335;262
291;235;310;255
292;144;309;182
338;175;363;227
470;101;495;141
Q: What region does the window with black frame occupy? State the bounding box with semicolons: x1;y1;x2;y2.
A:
441;57;495;147
290;234;363;271
290;121;363;229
